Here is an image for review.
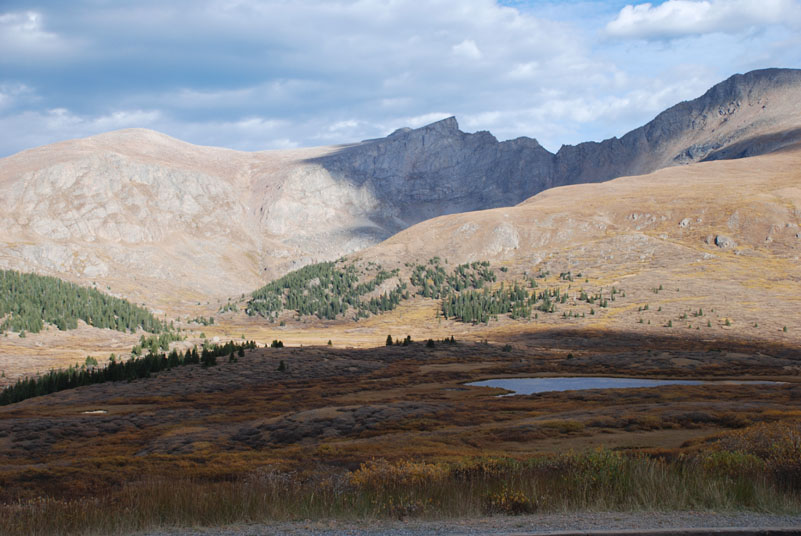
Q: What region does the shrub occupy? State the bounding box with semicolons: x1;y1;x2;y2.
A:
484;486;537;515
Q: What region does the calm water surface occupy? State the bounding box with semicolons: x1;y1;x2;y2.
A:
467;377;782;395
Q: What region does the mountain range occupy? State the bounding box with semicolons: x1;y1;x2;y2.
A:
1;67;800;311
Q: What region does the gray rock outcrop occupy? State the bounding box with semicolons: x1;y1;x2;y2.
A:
714;235;737;249
310;117;554;231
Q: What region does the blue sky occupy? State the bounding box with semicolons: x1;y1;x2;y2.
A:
1;0;800;156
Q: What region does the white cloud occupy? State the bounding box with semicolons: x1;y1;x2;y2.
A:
0;11;81;59
507;61;540;80
606;0;801;40
0;83;33;111
452;39;483;60
328;119;362;132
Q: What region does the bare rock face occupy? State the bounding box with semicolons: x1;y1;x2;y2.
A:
555;68;801;184
0;68;800;308
308;117;554;231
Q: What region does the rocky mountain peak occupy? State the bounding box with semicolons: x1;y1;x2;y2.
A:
419;115;460;134
702;68;801;104
554;67;801;183
381;116;460;142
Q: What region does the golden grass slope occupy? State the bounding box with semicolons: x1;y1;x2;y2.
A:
350;145;801;343
364;144;801;262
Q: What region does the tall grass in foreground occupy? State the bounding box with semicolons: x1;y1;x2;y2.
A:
2;449;800;536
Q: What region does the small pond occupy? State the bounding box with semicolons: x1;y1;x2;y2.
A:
466;377;783;396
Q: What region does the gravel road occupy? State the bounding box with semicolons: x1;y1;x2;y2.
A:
138;511;801;535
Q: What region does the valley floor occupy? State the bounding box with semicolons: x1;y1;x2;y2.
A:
1;330;800;535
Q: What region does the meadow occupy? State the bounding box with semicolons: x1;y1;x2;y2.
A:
1;331;799;535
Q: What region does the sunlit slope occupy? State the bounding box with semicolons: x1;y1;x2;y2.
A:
351;145;801;341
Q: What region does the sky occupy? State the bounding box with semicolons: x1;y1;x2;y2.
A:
1;0;800;157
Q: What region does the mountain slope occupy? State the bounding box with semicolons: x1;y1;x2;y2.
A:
346;143;801;341
0;68;799;310
554;68;801;184
357;143;801;263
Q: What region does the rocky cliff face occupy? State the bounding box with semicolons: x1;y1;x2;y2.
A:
0;68;799;309
554;68;801;184
312;68;801;230
310;117;554;231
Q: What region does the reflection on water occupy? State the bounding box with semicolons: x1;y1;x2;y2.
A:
467;377;783;395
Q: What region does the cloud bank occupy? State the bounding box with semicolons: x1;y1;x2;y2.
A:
606;0;801;40
0;0;799;156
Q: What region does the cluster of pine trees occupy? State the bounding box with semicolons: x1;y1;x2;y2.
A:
535;287;568;313
131;332;185;356
246;261;406;321
440;277;622;324
577;289;609;308
188;316;215;326
244;258;503;323
442;282;535;324
409;259;496;299
358;285;407;318
0;340;257;406
0;270;166;335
